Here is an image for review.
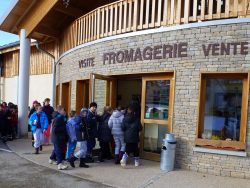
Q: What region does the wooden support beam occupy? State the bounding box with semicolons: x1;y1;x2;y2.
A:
17;0;59;37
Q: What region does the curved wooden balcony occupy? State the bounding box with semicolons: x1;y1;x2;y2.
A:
59;0;250;55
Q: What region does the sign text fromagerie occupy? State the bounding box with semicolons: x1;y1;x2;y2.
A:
103;43;188;65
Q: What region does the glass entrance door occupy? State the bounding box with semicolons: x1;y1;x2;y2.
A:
90;73;117;113
141;74;174;161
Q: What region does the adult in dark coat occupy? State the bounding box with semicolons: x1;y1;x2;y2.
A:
42;98;54;146
50;106;68;170
42;98;54;124
0;105;8;142
3;103;12;141
86;102;99;162
121;105;142;167
97;106;113;162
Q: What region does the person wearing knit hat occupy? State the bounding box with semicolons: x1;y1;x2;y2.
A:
33;100;39;105
80;108;88;114
29;100;40;147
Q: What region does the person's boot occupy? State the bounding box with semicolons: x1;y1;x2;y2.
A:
40;145;43;151
79;158;89;168
33;147;39;154
58;163;68;170
114;154;120;164
119;151;125;161
85;155;94;163
120;153;128;167
98;152;104;162
106;152;112;160
134;157;140;167
69;156;78;168
32;135;34;147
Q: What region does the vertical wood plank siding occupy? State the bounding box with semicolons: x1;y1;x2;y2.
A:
2;42;56;78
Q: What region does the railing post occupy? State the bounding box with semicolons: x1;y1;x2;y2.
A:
184;0;190;24
193;0;198;22
162;0;168;26
110;5;113;36
114;3;118;34
233;0;239;17
169;0;175;24
150;0;156;27
133;0;138;31
217;0;221;19
123;1;128;32
200;0;205;20
208;0;213;20
145;0;150;28
176;0;182;24
97;9;100;39
156;0;162;26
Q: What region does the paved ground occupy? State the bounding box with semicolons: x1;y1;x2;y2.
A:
0;141;109;188
5;139;250;188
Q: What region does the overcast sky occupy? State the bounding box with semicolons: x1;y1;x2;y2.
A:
0;0;19;46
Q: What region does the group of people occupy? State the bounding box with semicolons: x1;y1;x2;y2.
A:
29;99;142;170
0;102;18;143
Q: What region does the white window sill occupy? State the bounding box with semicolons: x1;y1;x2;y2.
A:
193;147;247;157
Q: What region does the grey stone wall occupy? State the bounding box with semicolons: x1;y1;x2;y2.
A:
57;22;250;178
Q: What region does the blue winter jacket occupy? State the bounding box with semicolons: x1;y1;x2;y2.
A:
29;111;48;133
66;116;80;142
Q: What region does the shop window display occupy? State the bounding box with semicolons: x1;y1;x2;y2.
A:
196;73;249;150
203;79;242;141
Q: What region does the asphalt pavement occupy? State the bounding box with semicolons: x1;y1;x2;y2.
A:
0;141;110;188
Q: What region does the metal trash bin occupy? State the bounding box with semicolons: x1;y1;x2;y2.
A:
160;133;176;171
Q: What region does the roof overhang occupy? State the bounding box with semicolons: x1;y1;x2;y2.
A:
0;0;117;42
0;0;58;40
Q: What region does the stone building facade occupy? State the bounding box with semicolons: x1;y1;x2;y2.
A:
56;19;250;178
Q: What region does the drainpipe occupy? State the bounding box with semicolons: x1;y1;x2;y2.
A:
35;41;57;108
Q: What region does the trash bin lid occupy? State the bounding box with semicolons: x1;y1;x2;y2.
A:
165;133;176;142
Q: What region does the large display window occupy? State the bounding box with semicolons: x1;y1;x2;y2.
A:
195;73;249;150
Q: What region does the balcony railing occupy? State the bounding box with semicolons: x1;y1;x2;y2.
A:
59;0;250;54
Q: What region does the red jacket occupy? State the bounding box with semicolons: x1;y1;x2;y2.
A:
10;111;18;126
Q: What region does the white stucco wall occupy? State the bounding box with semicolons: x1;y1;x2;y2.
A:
2;74;52;107
3;76;18;104
28;74;53;107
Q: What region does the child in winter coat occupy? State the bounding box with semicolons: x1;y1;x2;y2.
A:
29;104;48;154
69;108;89;168
66;111;78;161
50;105;68;170
120;105;142;167
108;106;125;164
97;106;113;162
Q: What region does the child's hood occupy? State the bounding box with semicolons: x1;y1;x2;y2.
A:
68;115;81;125
112;110;123;118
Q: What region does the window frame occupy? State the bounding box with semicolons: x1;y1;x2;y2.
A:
195;72;249;151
